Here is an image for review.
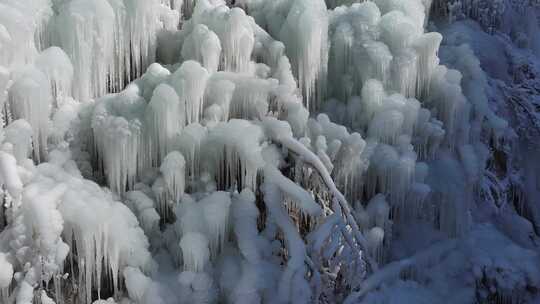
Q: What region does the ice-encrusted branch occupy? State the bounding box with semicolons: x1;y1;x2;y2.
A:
263;117;378;272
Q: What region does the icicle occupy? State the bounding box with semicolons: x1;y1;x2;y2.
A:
427;66;468;145
391;49;418;97
8;68;51;162
329;22;355;100
160;151;186;204
278;0;329;110
368;109;404;144
0;1;50;67
126;191;161;237
3;119;33;163
146;83;183;165
220;8;255;73
124;267;151;303
402;182;430;221
139;63;172;101
202;119;265;191
412;32;442;98
366;144;398;198
120;0;163;80
169;61;209;125
359;79;386;130
54;0;115;101
35;46;73;108
199;191;232;258
92;85;146;194
0;253;13;290
151;177;171;219
231;189;261;263
203;79;235;122
175;194;207;235
176;123;207;184
378;11;420;53
366;194;390;229
180;232;210;272
361;41;393;86
367;226;385;264
207;72;277;120
182;24;222;74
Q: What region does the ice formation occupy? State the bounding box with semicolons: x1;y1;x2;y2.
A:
0;0;538;303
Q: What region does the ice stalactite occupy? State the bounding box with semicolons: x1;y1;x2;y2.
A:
328;2;383;97
53;0;115;101
413;32;443;99
146;83;183;166
160;151;186;205
7;67;52;162
278;0;329;110
125;190;161;243
34;46;74;108
0;0;51;67
203;79;235;122
426;65;468;146
427;154;472;237
0;252;13;302
364;142;418;208
0;150;23;200
203;119;265;191
3;119;33;163
208;72;277;121
366;227;385;264
216;8;255;73
231;189;261;263
181;1;256;73
176;123;207;186
119;0;166;83
366;195;390;230
180;232;211;272
440;44;508;141
169;60;209;125
413;108;445;160
199;191;232;258
243;0;331;108
52;0;179;100
50;160;156;304
178;270;218;304
182;24;222;74
92;85;146;194
326;0;446;101
138;63;172;102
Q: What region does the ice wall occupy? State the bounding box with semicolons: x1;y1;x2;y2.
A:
0;0;519;303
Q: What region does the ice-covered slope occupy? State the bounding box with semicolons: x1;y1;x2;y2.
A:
0;0;538;303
